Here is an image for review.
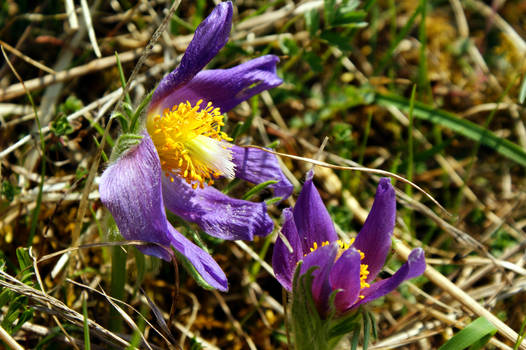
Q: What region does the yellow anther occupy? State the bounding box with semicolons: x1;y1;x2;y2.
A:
305;238;371;300
360;264;370;289
147;100;235;188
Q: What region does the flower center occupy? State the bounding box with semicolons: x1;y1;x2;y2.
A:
308;239;370;292
147;100;235;189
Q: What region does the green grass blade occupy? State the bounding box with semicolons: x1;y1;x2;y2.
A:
130;89;154;134
362;310;371;350
514;318;526;350
407;85;416;196
375;4;421;74
519;72;526;104
115;51;132;110
82;292;91;350
375;93;526;167
242;180;278;200
438;317;497;350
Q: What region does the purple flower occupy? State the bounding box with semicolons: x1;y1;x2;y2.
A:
272;172;425;315
100;2;292;291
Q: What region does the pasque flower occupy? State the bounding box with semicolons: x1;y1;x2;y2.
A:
100;2;292;291
272;172;425;315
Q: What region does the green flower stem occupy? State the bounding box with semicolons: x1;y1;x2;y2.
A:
109;245;127;333
290;265;360;350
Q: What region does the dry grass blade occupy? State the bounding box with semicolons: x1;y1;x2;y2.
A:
212;289;258;350
395;243;526;350
467;0;526;53
37;240;172;265
66;279;175;349
140;288;178;346
97;284;153;350
64;0;79;29
0;47;156;102
0;40;56;74
30;248;81;350
245;145;450;215
395;189;494;258
0;324;24;350
235;240;274;277
0;270;131;348
80;0;101;58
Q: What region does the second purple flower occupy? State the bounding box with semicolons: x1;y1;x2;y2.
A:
272;172;425;316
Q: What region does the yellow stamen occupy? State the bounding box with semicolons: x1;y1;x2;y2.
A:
147;100;235;188
306;239;370;295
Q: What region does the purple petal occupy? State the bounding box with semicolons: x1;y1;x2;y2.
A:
150;2;233;111
99;133;227;291
300;243;338;314
329;248;363;313
293;171;338;253
100;134;174;259
166;225;228;291
231;145;293;201
272;208;303;291
352;178;396;281
355;248;426;307
152;55;283;113
162;175;273;240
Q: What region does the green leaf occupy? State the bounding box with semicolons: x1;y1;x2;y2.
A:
51;115;74;136
111;112;129;133
362;311;371;350
324;0;337;26
16;247;32;272
109;133;144;163
75;166;89;181
367;310;378;339
290;264;363;350
305;9;320;36
438;317;497;350
305;51;323;73
279;37;300;56
350;325;360;350
375;93;526;167
0;248;34;335
291;264;328;350
230;122;244;141
190;337;205;350
1;181;21;203
333;10;366;28
59;96;83;114
320;30;353;51
327;309;360;339
122;102;134;119
11;309;33;334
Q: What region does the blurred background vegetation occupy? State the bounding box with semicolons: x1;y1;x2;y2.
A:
1;0;526;348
